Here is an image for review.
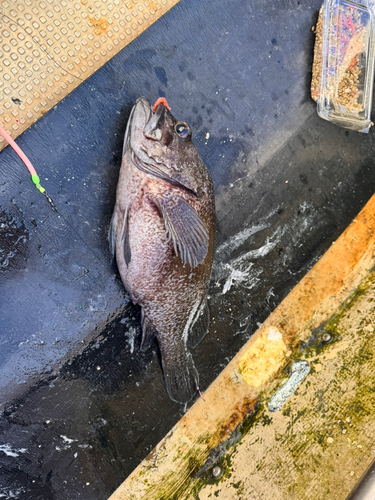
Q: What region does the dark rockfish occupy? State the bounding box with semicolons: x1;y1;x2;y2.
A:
109;97;216;403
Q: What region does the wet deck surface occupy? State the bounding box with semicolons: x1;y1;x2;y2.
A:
1;0;375;499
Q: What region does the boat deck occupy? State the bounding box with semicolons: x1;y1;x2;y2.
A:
1;1;375;498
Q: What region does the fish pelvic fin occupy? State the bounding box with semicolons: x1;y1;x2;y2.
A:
187;297;210;349
158;338;199;404
155;196;209;269
121;206;131;267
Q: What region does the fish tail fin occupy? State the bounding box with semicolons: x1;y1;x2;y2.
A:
158;338;199;404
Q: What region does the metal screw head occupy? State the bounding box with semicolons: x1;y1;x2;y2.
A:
322;333;332;344
212;466;223;479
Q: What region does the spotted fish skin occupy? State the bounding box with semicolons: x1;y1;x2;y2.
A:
109;97;215;403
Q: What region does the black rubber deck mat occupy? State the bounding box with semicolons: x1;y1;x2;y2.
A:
1;0;375;498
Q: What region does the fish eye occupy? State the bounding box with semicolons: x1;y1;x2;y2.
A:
175;122;191;140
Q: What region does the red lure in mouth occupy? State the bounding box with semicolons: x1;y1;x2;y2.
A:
153;97;171;113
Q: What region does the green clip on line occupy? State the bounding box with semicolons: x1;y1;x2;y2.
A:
31;174;46;194
0;124;56;210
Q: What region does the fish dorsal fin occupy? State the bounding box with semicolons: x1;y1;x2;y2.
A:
155;196;209;268
187;298;210;349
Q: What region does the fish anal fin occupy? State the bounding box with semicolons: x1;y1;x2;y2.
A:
140;311;155;352
124;231;131;267
155;196;209;269
188;298;209;349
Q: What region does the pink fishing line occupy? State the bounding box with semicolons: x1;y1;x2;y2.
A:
197;386;206;402
0;124;37;177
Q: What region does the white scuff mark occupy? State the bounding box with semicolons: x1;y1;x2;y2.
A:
299;216;311;232
214;200;319;297
266;287;275;304
222;264;254;294
127;326;137;354
218;226;282;295
217;219;283;272
236;312;259;339
221;259;263;295
240;316;251;328
299;201;310;213
0;444;27;458
60;435;77;445
216;223;269;260
0;488;26;498
240;235;278;260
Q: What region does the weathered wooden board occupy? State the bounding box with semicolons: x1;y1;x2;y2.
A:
199;273;375;499
109;195;375;499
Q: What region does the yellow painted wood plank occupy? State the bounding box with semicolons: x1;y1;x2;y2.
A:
199;274;375;499
108;197;375;499
0;0;180;150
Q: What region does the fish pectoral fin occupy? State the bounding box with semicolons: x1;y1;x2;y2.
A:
156;196;209;268
140;311;155;352
187;298;210;349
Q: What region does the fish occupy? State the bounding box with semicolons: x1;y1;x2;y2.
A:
109;97;216;403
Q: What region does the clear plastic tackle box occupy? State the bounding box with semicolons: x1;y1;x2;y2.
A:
312;0;375;132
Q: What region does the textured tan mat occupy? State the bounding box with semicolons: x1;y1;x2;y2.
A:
0;0;180;151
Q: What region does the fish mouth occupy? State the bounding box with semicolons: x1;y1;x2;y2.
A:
123;97;198;196
122;97;152;157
